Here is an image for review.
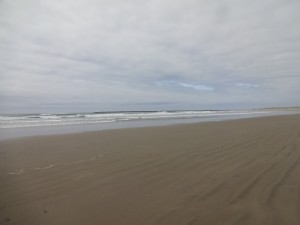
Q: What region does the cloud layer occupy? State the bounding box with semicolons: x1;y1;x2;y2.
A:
0;0;299;113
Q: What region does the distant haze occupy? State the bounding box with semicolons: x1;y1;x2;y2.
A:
0;0;299;113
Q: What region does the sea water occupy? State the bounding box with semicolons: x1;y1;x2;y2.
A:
0;110;268;129
0;110;295;140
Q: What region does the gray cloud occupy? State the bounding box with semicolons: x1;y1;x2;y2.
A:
0;0;299;113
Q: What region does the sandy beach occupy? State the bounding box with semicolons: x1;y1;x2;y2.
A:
1;114;300;225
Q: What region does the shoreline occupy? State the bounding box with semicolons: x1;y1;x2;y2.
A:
1;114;300;225
0;110;299;141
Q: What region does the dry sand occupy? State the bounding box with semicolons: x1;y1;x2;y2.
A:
1;114;300;225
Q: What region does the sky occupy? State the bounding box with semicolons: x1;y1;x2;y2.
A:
0;0;299;113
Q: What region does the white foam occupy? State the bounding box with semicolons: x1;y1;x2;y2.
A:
73;157;97;164
0;110;270;129
33;164;55;170
8;169;24;175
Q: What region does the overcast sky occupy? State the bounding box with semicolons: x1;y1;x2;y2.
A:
0;0;299;113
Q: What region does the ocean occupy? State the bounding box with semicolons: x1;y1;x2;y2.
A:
0;109;296;140
0;110;268;129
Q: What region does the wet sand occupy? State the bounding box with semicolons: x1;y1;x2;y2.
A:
1;114;300;225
